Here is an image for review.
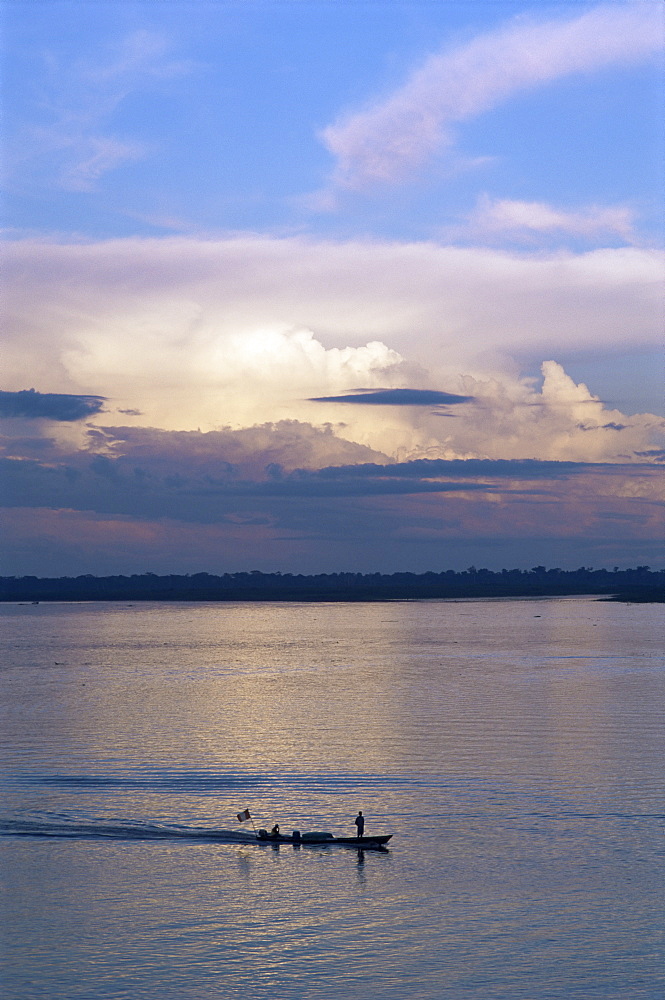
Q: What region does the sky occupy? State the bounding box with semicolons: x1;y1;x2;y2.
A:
1;0;663;576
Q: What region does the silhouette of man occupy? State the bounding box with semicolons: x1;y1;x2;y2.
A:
354;811;365;838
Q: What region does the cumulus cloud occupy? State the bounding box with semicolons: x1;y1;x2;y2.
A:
4;236;661;418
3;235;663;462
3;364;662;495
0;388;105;421
320;3;662;191
202;327;404;402
445;361;665;464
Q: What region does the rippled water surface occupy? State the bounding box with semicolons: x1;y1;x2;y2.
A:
1;598;663;999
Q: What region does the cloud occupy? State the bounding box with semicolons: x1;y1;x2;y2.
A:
3;435;660;521
2;437;662;580
0;388;105;421
463;196;638;243
4;236;661;403
309;388;473;406
1;408;662;574
448;361;665;464
577;421;628;432
11;30;193;191
91;420;388;479
80;29;193;86
314;457;607;481
2;500;661;577
2;403;662;529
320;3;662;191
0;451;489;525
3;237;663;462
56;138;146;193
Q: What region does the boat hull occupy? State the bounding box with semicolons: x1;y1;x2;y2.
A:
323;835;391;847
257;832;392;848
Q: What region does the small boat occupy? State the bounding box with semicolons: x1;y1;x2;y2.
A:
256;829;392;849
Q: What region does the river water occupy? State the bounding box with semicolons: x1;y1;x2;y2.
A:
1;598;663;999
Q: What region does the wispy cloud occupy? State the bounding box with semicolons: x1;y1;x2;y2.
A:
14;30;193;191
320;3;662;193
462;196;638;244
79;29;192;86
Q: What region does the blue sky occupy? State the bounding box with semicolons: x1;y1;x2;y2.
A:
5;2;663;247
2;1;663;575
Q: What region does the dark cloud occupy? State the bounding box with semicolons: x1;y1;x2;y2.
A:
1;415;662;572
0;456;492;526
313;458;603;480
0;388;105;421
308;388;474;406
2;420;662;576
0;435;58;457
4;447;658;529
596;510;649;523
577;422;628;432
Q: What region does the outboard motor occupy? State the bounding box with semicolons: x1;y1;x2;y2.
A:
292;830;301;843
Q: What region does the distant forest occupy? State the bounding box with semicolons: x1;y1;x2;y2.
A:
1;566;663;602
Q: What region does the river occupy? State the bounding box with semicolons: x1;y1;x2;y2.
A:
1;597;662;999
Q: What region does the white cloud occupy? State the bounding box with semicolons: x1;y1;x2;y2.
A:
463;195;638;242
321;3;662;191
5;233;660;379
446;361;665;463
3;234;663;461
204;326;403;396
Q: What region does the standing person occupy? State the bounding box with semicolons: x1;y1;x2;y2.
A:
354;811;365;838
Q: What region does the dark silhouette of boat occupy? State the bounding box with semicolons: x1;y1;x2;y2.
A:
256;829;391;849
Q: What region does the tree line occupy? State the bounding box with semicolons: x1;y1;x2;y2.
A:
1;565;662;602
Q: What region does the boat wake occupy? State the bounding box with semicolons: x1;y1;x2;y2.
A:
0;814;257;844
